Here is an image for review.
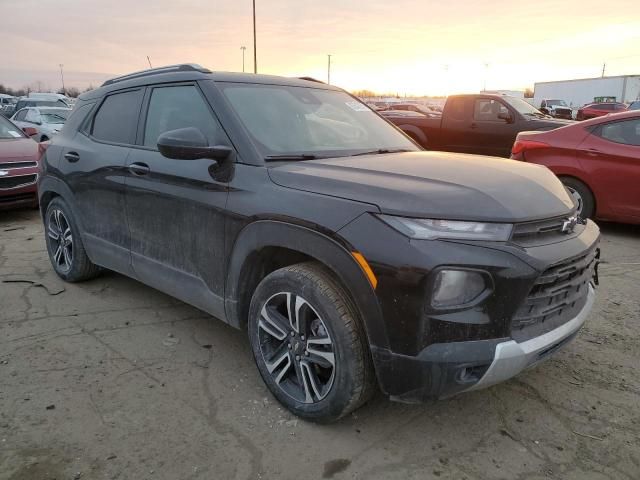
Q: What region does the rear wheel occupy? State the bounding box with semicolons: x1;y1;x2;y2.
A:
561;177;595;219
45;197;101;282
248;262;375;422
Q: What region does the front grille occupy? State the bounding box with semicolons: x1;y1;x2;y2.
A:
512;247;598;336
0;161;37;169
511;215;583;246
0;174;37;189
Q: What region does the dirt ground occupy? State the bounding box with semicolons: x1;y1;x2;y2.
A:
1;208;639;480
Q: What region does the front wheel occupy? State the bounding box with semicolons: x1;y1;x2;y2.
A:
248;263;375;422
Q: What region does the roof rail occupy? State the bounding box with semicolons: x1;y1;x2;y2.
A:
298;76;325;84
102;64;212;87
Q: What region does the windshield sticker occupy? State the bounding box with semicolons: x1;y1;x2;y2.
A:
345;101;371;112
8;131;21;137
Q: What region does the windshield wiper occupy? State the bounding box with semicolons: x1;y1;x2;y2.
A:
264;154;320;161
350;148;413;157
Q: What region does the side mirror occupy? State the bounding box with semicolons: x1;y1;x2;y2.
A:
22;126;38;137
498;112;514;123
157;127;232;161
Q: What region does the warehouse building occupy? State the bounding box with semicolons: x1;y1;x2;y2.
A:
533;75;640;109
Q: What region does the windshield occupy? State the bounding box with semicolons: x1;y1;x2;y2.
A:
502;96;546;116
547;100;568;107
0;115;26;139
220;83;418;158
40;109;70;124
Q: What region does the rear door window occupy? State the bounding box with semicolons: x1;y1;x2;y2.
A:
25;109;41;124
596;119;640;146
91;89;143;145
14;109;27;121
448;98;466;120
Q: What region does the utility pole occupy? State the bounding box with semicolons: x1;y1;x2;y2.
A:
59;64;65;95
483;62;489;92
241;46;246;72
327;54;332;85
601;62;606;78
147;56;153;68
252;0;257;73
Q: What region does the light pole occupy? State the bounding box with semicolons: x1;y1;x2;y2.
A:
252;0;257;73
241;46;247;72
327;54;332;85
59;64;66;95
483;62;489;92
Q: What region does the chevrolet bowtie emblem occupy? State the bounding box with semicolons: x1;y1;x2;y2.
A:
561;215;578;234
0;170;9;177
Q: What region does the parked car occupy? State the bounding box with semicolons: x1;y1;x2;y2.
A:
11;106;71;142
39;64;599;422
0;94;18;117
628;101;640;111
511;110;640;224
13;97;70;114
539;99;573;119
384;94;572;157
0;114;40;210
576;102;627;120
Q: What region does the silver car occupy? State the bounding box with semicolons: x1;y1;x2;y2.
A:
10;106;71;142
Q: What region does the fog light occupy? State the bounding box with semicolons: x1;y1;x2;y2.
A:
431;269;487;308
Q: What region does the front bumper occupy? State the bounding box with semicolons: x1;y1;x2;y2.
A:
374;284;594;403
468;283;594;391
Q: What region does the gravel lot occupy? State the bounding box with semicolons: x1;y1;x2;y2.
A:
1;208;639;480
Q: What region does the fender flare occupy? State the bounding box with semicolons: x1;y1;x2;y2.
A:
396;124;428;147
38;176;87;232
224;220;389;350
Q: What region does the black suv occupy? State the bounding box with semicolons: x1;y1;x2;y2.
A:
39;64;600;422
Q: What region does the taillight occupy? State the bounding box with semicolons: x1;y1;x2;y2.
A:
511;139;549;156
38;141;51;159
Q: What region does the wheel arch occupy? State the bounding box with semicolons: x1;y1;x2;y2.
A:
225;220;389;351
556;173;598;216
396;124;428;147
38;176;87;232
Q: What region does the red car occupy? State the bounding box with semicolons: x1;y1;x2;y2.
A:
0;115;40;210
576;102;627;120
511;110;640;224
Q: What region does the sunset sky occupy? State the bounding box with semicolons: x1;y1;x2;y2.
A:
2;0;639;95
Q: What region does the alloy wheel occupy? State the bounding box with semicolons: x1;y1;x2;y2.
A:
566;186;583;217
47;208;73;273
258;292;336;404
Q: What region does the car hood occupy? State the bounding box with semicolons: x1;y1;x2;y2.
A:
268;151;575;222
0;138;39;161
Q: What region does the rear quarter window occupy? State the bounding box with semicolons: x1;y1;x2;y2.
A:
91;89;143;144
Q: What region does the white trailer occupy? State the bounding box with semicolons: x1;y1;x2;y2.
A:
533;75;640;109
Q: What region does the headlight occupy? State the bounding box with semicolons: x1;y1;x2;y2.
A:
431;269;488;308
378;215;513;241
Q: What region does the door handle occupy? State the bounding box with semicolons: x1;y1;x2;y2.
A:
64;152;80;163
128;162;150;175
586;149;601;157
470;122;478;129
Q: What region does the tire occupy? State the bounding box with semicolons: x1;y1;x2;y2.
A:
40;135;49;142
44;197;101;282
561;177;595;220
248;262;375;422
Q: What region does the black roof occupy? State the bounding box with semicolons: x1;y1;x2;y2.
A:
80;64;339;101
